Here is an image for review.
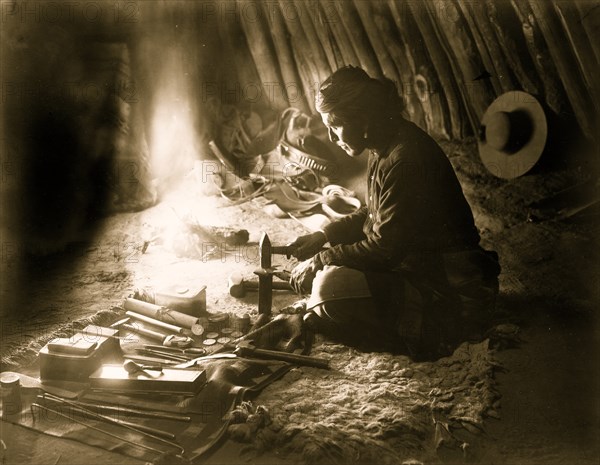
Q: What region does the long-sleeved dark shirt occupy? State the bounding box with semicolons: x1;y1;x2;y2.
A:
317;121;480;274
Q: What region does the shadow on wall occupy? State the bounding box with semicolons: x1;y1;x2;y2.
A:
1;3;225;256
1;12;144;315
0;3;228;316
3;26;116;256
20;99;106;250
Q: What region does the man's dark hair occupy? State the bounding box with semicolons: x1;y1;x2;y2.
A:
315;66;404;125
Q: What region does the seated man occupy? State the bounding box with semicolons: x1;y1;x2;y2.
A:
288;67;500;359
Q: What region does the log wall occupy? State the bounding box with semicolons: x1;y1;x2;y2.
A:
2;0;597;258
222;0;598;142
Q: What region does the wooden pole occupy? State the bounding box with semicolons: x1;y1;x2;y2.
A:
319;0;360;68
303;2;339;71
369;1;424;128
510;0;570;117
296;1;333;79
527;0;595;140
402;1;469;137
394;3;467;139
382;1;427;131
377;1;448;139
455;0;503;97
333;0;383;79
217;10;270;111
422;1;495;126
236;0;288;110
275;0;330;85
485;0;542;96
262;2;310;112
356;0;438;133
467;1;517;94
293;41;323;113
574;1;600;64
353;0;401;84
553;1;599;110
275;0;329;112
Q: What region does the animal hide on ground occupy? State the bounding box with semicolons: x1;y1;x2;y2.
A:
248;339;499;464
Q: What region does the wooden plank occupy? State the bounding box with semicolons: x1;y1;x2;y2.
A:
527;0;595;140
262;2;310;112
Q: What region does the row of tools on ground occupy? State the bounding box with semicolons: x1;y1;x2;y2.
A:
37;232;328;387
0;232;327;459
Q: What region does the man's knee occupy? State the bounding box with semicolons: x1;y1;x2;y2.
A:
307;265;371;309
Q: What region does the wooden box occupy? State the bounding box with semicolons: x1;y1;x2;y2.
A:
39;328;121;382
89;365;206;395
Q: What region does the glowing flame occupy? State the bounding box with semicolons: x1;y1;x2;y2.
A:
148;48;198;196
144;46;228;253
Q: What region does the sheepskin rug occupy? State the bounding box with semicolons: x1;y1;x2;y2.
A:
249;339;499;464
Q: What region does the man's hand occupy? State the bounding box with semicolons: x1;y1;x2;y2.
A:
250;314;312;353
287;231;327;261
290;257;322;295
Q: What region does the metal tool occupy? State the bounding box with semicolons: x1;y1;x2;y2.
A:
62;400;191;422
34;393;184;454
37;394;175;439
135;348;190;362
217;313;287;351
123;360;163;378
173;353;237;369
228;271;292;297
110;317;131;329
143;345;206;356
81;392;190;416
163;335;194;348
256;232;293;315
234;341;330;369
257;233;273;315
31;403;174;457
124;355;179;366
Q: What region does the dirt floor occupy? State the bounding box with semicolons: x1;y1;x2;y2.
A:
1;138;598;464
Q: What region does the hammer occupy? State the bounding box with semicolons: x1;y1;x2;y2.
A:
234;341;330;369
228;272;292;298
257;232;293;315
